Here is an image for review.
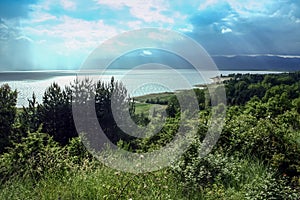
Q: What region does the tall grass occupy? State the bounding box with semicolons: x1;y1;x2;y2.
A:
1;154;296;200
0;165;191;200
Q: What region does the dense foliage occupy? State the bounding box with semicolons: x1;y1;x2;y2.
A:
0;71;299;199
0;84;17;153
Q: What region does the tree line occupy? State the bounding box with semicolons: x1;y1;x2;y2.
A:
0;77;136;154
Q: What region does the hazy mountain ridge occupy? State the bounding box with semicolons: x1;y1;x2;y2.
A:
109;52;300;71
212;55;300;71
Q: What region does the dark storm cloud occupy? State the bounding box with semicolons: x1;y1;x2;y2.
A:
189;1;300;55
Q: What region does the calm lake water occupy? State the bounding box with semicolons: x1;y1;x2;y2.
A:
0;69;282;107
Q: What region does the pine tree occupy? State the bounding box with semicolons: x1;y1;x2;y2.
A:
0;84;17;153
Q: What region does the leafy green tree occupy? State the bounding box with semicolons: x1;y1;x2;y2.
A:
293;97;300;114
0;84;17;153
244;96;268;119
266;92;292;117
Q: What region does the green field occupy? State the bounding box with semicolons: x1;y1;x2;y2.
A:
135;103;167;116
134;92;174;103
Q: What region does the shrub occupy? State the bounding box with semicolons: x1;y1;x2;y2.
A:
244;174;299;200
173;150;300;199
66;137;93;166
0;130;68;182
173;153;237;188
220;112;300;178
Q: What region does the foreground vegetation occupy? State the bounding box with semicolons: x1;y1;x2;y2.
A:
0;72;299;199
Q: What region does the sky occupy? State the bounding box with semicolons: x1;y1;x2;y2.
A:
0;0;300;71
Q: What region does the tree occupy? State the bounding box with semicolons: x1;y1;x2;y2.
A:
94;77;135;144
166;95;180;118
38;83;77;145
19;93;40;133
293;97;300;114
0;84;17;153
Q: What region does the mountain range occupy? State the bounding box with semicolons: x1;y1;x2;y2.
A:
107;49;300;72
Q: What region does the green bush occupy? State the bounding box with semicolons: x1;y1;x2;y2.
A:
173;152;242;188
244;174;299;200
173;151;300;199
220;112;300;178
66;137;94;166
0;130;68;182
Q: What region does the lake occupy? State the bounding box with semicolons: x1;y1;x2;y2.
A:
0;69;283;107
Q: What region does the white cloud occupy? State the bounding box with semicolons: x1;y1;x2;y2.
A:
15;35;34;43
0;23;8;30
31;12;57;23
198;0;219;10
61;0;77;11
142;50;152;56
94;0;125;9
178;24;193;32
24;15;120;54
221;27;232;34
96;0;174;24
30;0;77;12
198;0;276;16
30;0;55;11
127;20;143;29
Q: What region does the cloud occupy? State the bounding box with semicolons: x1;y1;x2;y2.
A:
60;0;77;11
221;27;232;34
20;15;122;69
30;12;57;23
96;0;174;24
198;0;276;16
126;20;143;29
0;19;17;41
191;3;234;27
189;0;300;55
25;16;119;50
0;0;40;70
0;36;33;70
178;24;193;33
142;50;152;56
0;0;38;19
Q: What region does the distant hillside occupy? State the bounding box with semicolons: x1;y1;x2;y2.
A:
107;49;194;69
107;50;300;72
212;55;300;71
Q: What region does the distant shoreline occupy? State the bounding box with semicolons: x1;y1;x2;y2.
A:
0;71;78;81
0;69;287;82
0;70;290;108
